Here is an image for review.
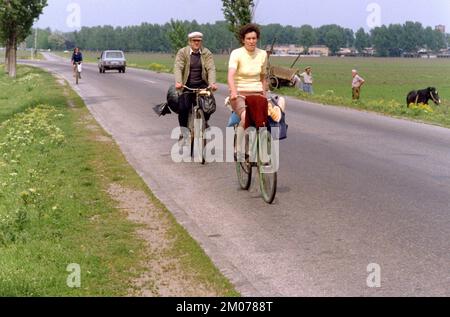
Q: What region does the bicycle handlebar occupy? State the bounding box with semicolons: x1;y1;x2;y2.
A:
183;85;211;92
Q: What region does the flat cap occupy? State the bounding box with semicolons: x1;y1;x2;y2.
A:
188;32;203;40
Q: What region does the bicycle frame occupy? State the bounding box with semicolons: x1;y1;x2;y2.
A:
183;86;211;164
233;95;278;204
74;62;82;85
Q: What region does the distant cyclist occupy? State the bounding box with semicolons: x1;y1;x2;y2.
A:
174;32;217;139
71;47;83;79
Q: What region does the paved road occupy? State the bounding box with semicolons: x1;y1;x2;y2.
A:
24;54;450;296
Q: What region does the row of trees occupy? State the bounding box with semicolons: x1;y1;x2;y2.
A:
24;21;448;57
369;22;448;56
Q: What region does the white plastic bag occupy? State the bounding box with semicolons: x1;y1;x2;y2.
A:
77;63;82;73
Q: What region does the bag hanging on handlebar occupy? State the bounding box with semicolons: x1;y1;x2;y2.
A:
199;94;216;115
77;64;82;73
268;112;288;140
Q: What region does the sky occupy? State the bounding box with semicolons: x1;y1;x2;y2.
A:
35;0;450;32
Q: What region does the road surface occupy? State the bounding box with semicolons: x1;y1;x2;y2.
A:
23;54;450;296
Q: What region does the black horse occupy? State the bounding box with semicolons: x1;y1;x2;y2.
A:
407;87;441;107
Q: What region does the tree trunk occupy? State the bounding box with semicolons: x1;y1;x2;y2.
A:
8;35;17;78
4;40;10;74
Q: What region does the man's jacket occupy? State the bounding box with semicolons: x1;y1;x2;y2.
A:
174;46;216;86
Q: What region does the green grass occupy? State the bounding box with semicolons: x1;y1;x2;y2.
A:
271;56;450;127
55;51;450;127
0;65;146;296
0;64;238;296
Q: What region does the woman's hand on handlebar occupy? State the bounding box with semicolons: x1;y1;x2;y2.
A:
230;89;238;101
175;82;183;90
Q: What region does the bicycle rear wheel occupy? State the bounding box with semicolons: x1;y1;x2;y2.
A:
76;70;79;85
257;130;277;204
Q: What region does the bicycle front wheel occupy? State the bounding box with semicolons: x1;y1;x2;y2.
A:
189;108;206;164
234;131;252;190
257;130;277;204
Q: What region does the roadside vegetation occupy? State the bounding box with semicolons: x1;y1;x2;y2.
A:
0;49;43;64
0;65;238;296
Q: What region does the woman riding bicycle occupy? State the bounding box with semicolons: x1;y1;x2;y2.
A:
228;24;268;125
228;24;280;203
228;24;281;157
71;47;83;79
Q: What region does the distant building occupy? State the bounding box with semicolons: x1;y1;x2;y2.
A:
361;47;376;57
268;45;303;56
438;48;450;58
435;25;446;33
309;45;329;57
337;47;357;57
268;45;329;57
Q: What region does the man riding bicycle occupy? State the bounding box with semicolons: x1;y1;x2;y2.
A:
71;47;83;79
174;32;217;141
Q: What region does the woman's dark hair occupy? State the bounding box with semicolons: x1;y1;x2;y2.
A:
73;47;79;53
239;23;261;41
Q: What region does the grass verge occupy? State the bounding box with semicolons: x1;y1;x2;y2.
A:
0;64;238;296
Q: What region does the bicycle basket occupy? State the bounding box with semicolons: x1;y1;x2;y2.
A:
199;94;217;115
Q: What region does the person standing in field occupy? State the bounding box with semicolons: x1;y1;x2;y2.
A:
299;66;313;94
352;69;365;100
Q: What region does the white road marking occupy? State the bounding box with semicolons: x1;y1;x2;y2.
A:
144;80;157;84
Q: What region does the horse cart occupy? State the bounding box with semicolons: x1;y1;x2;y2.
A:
267;43;302;90
268;65;299;90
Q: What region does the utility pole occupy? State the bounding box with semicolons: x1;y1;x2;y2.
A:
34;25;38;60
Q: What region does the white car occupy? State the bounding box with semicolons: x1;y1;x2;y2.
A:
98;50;127;73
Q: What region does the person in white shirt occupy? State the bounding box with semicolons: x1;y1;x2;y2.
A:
299;66;314;94
352;69;365;100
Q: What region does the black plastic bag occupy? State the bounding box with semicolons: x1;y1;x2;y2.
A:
153;102;172;117
199;94;217;115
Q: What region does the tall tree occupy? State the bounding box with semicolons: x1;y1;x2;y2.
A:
222;0;255;42
354;27;370;53
386;24;403;56
298;25;316;53
371;25;390;57
47;31;65;50
0;0;47;77
400;21;424;53
167;19;188;54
